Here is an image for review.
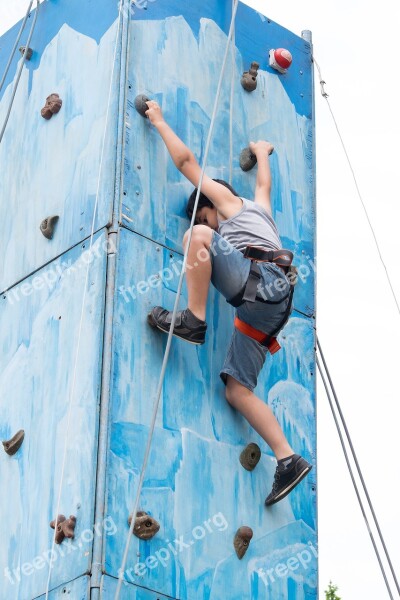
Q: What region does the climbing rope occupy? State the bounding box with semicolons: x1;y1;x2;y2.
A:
0;0;40;144
313;56;400;318
228;0;236;185
317;338;399;599
114;2;239;597
0;0;35;93
43;2;125;597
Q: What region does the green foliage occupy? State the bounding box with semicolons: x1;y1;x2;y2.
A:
325;581;341;600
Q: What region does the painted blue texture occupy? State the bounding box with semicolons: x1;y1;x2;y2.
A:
0;1;316;599
36;575;89;599
0;13;121;291
0;0;118;101
129;0;312;116
0;232;107;599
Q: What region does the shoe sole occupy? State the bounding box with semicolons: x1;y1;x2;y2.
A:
265;465;312;507
147;312;205;346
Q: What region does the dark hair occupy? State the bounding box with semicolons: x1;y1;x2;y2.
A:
186;179;239;220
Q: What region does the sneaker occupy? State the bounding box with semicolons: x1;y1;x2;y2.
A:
147;306;207;345
265;454;312;506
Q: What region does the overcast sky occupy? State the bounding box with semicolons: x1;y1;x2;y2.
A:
1;1;400;599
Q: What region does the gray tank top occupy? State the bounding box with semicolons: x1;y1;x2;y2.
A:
217;198;282;251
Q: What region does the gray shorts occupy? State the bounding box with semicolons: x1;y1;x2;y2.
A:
210;231;292;392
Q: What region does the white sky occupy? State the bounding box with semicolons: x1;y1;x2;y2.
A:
1;1;400;599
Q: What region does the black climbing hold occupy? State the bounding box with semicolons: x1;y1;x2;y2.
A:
128;511;160;540
41;93;63;120
2;430;25;456
240;147;257;172
50;515;76;544
40;215;59;240
19;46;33;61
134;94;151;117
239;443;261;471
234;526;253;559
241;62;259;92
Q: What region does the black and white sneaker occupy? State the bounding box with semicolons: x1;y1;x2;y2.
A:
265;454;312;506
147;306;207;345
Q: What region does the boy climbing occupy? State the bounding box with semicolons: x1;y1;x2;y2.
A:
145;99;312;506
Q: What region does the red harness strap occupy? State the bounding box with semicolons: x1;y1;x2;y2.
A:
234;316;281;354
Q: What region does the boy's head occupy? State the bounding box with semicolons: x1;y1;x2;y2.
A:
186;179;239;230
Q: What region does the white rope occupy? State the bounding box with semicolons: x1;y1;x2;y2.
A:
0;0;40;144
228;0;236;185
44;3;125;597
313;56;400;317
0;0;34;93
114;2;239;597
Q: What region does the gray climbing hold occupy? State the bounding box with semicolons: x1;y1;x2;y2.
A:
19;46;33;60
134;94;151;117
239;443;261;471
239;147;257;172
234;526;253;559
241;62;259;92
40;215;59;240
128;511;160;540
2;430;25;456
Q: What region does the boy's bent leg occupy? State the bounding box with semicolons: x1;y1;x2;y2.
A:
225;375;312;506
183;224;213;321
225;376;294;460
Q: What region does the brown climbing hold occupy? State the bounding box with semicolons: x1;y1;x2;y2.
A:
41;93;63;120
19;46;33;60
50;515;76;544
128;511;160;540
241;62;259;92
40;215;59;239
234;526;253;559
239;443;261;471
2;430;25;456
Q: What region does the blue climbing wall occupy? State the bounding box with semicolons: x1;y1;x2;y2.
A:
0;1;316;599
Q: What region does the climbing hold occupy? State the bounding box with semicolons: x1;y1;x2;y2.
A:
2;430;25;456
41;93;63;120
234;526;253;559
239;443;261;471
50;515;76;545
40;215;59;239
269;48;293;74
128;511;160;540
134;94;151;117
239;147;257;172
19;46;33;61
241;62;259;92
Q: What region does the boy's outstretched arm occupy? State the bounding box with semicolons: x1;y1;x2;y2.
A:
249;141;274;214
145;100;240;216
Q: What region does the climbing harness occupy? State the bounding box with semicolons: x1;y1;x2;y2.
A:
228;245;294;306
228;245;296;353
0;0;40;144
115;2;240;598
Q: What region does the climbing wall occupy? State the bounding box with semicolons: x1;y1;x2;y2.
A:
0;1;120;598
105;1;317;599
0;1;316;599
